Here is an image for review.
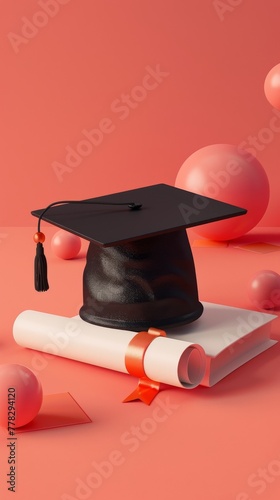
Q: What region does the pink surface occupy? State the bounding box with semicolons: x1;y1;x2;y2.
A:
0;226;280;499
1;1;280;228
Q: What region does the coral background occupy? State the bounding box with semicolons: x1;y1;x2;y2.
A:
1;0;280;227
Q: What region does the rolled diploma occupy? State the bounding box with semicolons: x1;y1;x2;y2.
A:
13;311;206;389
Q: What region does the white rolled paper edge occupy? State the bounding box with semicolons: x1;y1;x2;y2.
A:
13;311;206;389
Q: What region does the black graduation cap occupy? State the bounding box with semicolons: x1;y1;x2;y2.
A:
32;184;246;332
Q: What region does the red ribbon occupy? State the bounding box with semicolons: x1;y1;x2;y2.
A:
123;327;166;405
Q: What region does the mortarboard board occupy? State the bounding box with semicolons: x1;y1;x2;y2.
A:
32;184;246;332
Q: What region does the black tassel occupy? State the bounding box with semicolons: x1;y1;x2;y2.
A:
33;199;141;292
34;242;49;292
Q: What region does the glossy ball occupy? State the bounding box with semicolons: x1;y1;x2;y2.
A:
248;270;280;310
0;364;43;428
51;229;81;259
175;144;270;241
264;63;280;110
33;232;45;243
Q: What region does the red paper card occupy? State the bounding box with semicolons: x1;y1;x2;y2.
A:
15;393;91;433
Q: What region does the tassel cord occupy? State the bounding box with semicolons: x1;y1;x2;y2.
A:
37;199;142;233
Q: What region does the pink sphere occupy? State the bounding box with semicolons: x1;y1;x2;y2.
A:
51;229;81;259
0;364;43;428
175;144;269;241
264;63;280;110
248;270;280;310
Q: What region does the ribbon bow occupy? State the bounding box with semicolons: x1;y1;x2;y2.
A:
123;327;166;405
